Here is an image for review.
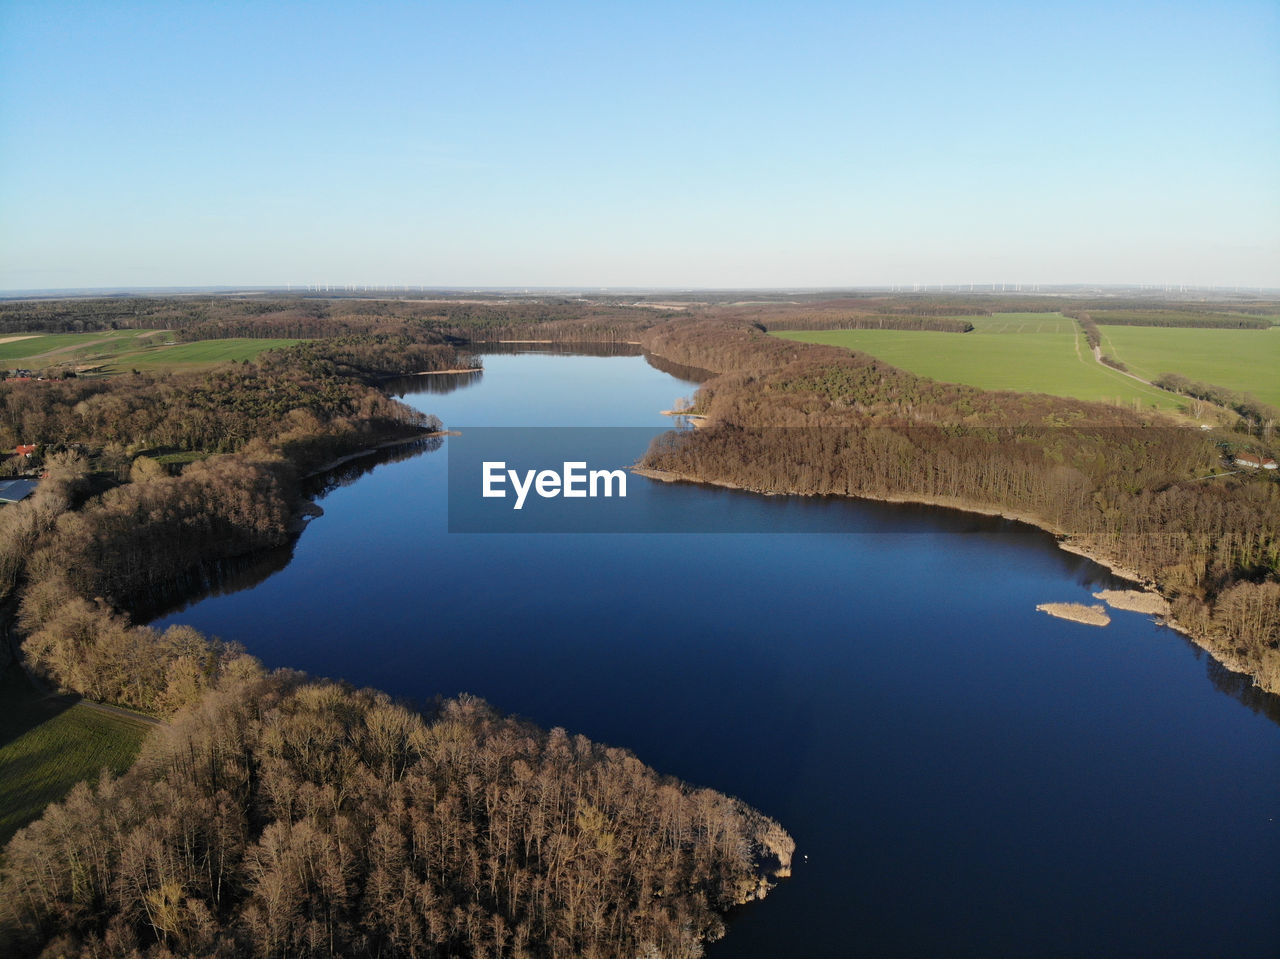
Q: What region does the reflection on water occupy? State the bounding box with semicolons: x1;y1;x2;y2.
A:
384;370;483;397
476;340;644;357
304;435;445;498
132;543;298;623
140;439;447;623
642;351;715;384
1204;648;1280;723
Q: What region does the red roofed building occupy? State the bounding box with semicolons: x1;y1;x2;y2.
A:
1235;452;1278;470
15;445;35;457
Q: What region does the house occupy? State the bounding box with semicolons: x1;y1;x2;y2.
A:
15;444;35;457
1235;453;1278;470
0;478;38;503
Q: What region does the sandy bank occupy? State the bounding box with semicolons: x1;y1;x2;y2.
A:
658;410;711;428
1056;543;1152;587
396;367;482;376
1093;589;1171;616
1037;603;1111;626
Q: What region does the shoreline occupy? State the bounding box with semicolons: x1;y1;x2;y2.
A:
301;430;455;480
658;409;710;428
631;342;1272;686
631;463;1268;688
391;367;483;377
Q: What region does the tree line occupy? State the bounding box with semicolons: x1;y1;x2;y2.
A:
757;314;974;333
1;341;445;463
1066;309;1273;330
1152;373;1278;436
0;297;664;344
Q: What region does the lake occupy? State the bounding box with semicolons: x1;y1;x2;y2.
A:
155;349;1280;958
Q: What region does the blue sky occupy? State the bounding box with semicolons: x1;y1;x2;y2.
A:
1;1;1276;290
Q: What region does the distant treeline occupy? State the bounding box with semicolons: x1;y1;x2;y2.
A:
1067;309;1272;330
267;334;478;381
635;317;1280;692
6;295;1271;343
757;315;974;333
0;297;662;344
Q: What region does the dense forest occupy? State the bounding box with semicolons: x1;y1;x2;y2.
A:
0;303;793;958
1;671;792;959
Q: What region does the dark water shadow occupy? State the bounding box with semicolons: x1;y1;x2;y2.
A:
384;370;483;397
642;351;715;384
129;543;299;624
1197;643;1280;724
475;341;645;358
139;438;448;625
302;435;444;499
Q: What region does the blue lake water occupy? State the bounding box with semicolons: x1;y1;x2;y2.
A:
156;351;1280;958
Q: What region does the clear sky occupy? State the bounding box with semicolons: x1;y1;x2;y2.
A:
1;1;1277;290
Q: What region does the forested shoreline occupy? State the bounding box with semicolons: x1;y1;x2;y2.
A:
0;306;794;959
3;290;1276;957
633;315;1279;693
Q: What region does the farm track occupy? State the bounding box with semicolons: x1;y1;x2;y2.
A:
70;698;161;728
25;335;121;360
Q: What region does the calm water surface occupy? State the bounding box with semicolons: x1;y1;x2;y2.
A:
156;352;1280;958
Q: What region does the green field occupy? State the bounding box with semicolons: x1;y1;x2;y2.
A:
0;332;115;364
0;329;300;374
961;313;1079;334
775;313;1179;409
110;337;301;371
1098;326;1280;407
0;666;152;845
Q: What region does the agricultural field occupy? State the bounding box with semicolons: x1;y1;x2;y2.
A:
775;313;1180;410
110;337;301;371
0;331;107;364
0;666;152;844
1097;325;1280;407
0;329;300;375
962;313;1079;334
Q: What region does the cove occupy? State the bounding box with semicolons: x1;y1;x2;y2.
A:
153;349;1280;958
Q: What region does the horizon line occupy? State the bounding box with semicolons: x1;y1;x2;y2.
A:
3;282;1280;299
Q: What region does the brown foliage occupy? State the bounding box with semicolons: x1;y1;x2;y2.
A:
0;677;791;959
